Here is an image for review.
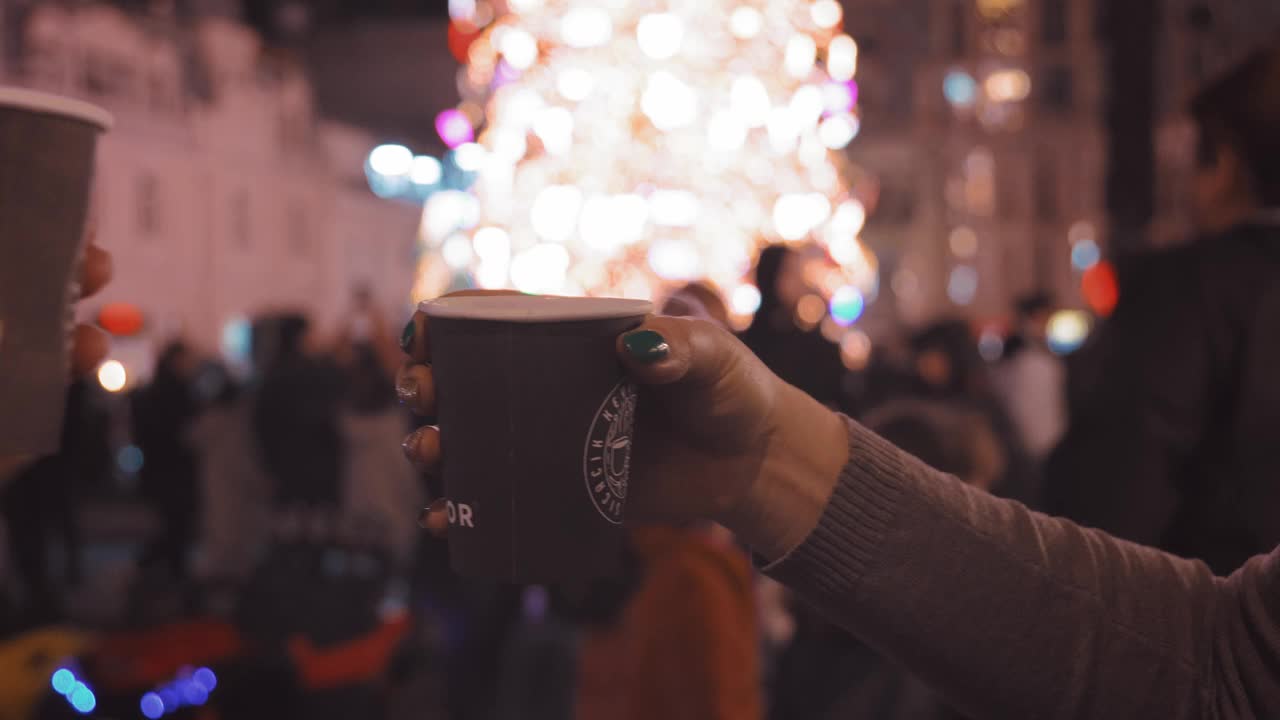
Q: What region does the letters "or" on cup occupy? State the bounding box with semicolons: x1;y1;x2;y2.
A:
446;500;474;528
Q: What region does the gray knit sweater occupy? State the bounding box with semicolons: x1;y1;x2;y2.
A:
767;419;1280;719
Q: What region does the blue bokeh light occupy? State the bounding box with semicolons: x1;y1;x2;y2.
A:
193;667;218;692
829;286;865;326
159;688;181;713
51;668;75;695
182;682;209;706
943;70;977;107
69;684;96;714
947;266;980;306
141;692;165;719
117;445;145;474
220;316;252;365
1071;239;1101;270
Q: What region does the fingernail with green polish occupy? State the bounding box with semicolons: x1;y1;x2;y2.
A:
400;319;416;353
623;330;670;364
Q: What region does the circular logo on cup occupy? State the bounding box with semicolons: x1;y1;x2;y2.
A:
583;381;637;524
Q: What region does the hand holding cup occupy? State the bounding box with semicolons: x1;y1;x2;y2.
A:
400;293;848;573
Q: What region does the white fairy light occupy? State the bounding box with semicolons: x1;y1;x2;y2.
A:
729;7;763;39
636;13;684;60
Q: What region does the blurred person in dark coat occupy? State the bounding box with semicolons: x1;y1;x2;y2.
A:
2;379;109;622
741;245;846;409
1047;44;1280;575
132;340;200;579
253;314;346;508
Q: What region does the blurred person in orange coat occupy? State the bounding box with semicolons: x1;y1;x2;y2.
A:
574;283;763;720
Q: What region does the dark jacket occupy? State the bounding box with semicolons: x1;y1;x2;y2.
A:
1046;221;1280;574
741;246;845;409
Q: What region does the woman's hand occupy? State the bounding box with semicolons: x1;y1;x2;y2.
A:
1;243;112;482
72;244;112;375
398;297;849;561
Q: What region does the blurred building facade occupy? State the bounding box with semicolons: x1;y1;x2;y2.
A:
849;0;1105;326
0;1;420;362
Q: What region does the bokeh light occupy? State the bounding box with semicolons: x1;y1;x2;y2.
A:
410;155;443;185
947;266;979;305
182;682;209;706
840;329;872;370
949;227;979;258
141;692;165;719
159;688;180;713
97;301;145;336
435;109;475;148
560;7;613;47
810;0;843;29
1081;261;1118;316
731;284;762;315
193;668;218;692
51;669;75;695
368;144;413;176
729;7;763;39
827;35;857;81
69;684;95;714
97;359;127;393
984;69;1032;102
796;294;827;328
978;329;1005;361
943;70;978;107
117;444;144;474
829;285;865;326
1071;239;1101;270
891;268;919;299
1047;310;1091;355
636;13;683;59
1068;220;1096;245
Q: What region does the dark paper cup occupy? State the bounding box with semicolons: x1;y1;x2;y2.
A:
422;295;653;582
0;88;111;459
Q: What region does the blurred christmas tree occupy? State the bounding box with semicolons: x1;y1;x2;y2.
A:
418;0;876;329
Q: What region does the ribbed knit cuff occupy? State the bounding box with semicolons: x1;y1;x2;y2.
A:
763;417;907;600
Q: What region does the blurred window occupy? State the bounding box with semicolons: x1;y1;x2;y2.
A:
997;162;1022;220
84;51;134;100
287;203;310;256
135;173;161;237
148;72;180;114
231;191;252;250
1041;65;1074;111
869;173;918;227
1041;0;1067;46
964;147;996;217
950;1;968;58
1035;153;1059;222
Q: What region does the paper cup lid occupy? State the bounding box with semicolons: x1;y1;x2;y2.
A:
421;295;654;323
0;87;113;130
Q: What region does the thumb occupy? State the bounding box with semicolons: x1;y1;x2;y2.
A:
616;316;735;388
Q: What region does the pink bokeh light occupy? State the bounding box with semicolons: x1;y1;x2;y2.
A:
435;109;474;148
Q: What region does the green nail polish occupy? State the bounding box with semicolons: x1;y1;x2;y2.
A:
623;330;669;364
400;319;416;353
